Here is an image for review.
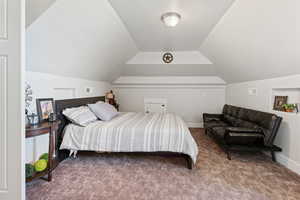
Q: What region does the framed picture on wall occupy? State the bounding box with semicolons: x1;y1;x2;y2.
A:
36;98;55;122
273;96;288;111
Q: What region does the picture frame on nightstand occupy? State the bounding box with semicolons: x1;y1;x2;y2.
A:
36;98;55;122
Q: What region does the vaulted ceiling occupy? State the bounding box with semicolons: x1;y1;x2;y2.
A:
26;0;138;81
109;0;234;51
26;0;300;83
201;0;300;83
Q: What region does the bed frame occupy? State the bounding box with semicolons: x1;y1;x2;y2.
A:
55;96;193;169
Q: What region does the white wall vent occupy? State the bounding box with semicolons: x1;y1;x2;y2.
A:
248;88;258;96
144;98;167;113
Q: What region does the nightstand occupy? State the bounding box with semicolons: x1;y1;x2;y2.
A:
26;121;60;182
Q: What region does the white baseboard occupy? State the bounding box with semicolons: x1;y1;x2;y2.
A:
186;122;203;128
276;153;300;175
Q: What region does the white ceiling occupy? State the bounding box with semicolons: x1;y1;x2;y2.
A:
26;0;300;83
108;0;235;51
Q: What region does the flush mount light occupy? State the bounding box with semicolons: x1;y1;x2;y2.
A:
161;12;181;27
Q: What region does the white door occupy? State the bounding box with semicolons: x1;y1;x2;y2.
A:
0;0;25;200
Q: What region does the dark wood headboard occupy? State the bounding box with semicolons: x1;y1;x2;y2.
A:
55;96;105;161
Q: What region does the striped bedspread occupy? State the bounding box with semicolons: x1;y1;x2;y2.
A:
60;112;198;163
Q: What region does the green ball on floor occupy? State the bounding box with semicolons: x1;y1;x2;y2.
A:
39;153;49;162
34;159;47;172
26;163;35;178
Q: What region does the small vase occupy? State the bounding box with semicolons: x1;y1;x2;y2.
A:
286;109;294;113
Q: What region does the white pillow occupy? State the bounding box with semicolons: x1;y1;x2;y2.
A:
88;102;118;121
63;106;98;126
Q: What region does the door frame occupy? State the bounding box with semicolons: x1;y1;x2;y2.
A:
0;0;26;199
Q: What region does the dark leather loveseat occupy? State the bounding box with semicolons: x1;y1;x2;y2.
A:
203;105;282;161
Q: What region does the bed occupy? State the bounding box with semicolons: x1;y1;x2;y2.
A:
55;96;198;169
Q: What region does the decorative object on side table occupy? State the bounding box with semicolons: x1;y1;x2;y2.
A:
273;96;288;111
25;82;34;126
49;113;57;122
36;98;55;122
27;114;39;125
25;121;60;182
282;103;298;113
105;90;119;111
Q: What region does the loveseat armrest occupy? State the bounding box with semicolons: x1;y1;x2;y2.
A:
203;113;223;122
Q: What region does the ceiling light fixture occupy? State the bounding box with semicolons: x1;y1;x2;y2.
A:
161;12;181;27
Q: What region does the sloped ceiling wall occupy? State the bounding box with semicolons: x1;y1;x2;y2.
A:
123;51;216;76
122;64;217;77
26;0;57;27
200;0;300;83
26;0;138;82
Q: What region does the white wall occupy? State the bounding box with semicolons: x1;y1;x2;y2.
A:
114;76;226;85
25;71;111;163
226;74;300;175
113;76;226;127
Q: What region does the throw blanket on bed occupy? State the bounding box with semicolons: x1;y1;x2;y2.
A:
60;112;198;163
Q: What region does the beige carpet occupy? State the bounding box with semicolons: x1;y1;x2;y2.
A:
26;128;300;200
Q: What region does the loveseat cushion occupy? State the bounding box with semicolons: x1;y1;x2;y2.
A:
210;127;226;140
238;108;276;130
223;105;241;118
226;133;264;145
225;127;262;133
223;115;238;126
211;126;264;145
234;119;260;129
205;121;229;129
203;113;223;122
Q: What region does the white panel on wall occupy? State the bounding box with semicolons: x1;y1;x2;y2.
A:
33;135;49;161
0;0;7;39
25;138;35;163
0;56;7;190
115;86;225;127
53;88;76;100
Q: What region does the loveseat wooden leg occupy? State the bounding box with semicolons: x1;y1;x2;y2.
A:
271;150;276;162
226;149;231;160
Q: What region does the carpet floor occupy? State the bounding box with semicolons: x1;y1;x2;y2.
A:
26;128;300;200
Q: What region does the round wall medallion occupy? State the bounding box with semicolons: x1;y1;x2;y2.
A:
162;52;173;64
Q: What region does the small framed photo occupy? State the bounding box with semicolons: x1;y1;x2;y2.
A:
36;98;55;122
273;96;288;111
